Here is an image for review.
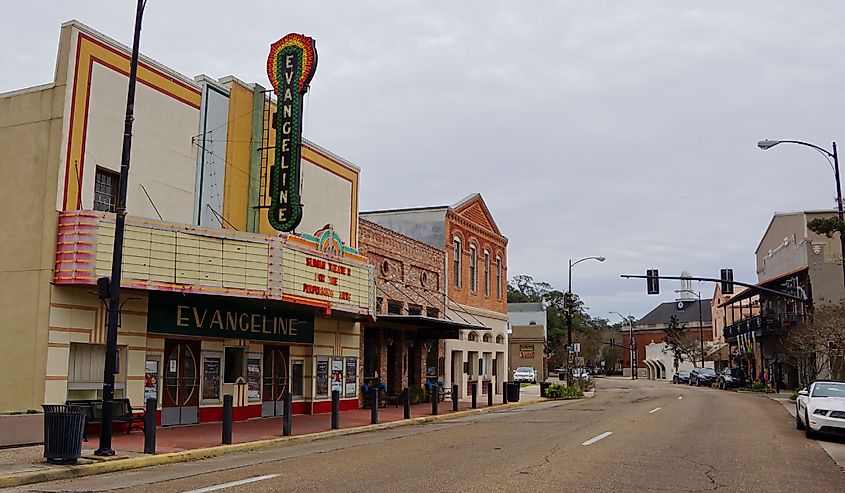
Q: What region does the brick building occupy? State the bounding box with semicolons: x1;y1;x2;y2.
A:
623;279;714;379
361;194;508;399
357;219;479;403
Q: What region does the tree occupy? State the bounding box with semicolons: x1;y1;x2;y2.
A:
807;217;845;239
507;276;590;370
662;316;705;370
779;303;845;387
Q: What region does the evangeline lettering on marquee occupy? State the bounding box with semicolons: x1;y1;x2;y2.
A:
175;305;299;336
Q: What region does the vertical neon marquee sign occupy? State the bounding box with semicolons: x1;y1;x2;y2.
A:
266;34;317;232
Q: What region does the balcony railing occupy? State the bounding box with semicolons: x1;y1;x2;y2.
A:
722;312;806;339
54;211;374;315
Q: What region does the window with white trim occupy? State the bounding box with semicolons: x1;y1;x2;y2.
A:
469;245;477;292
496;256;502;299
94;168;119;213
483;250;490;296
453;238;462;288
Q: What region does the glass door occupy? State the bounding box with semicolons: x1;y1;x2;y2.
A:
162;339;200;426
262;346;289;417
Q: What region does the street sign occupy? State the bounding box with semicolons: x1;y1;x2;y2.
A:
573;343;581;354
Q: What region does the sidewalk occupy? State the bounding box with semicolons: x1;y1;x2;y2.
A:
0;391;541;487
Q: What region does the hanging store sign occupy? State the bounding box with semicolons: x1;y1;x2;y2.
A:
148;292;314;344
266;33;318;232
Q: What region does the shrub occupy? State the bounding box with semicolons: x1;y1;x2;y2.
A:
711;383;719;389
544;383;584;399
572;378;595;392
789;390;798;401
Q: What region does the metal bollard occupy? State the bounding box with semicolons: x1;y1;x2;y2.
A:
222;395;233;445
143;397;156;454
503;381;509;404
471;382;478;409
488;382;493;407
283;392;292;436
370;387;379;424
403;388;411;420
431;385;439;415
331;390;340;429
452;384;459;412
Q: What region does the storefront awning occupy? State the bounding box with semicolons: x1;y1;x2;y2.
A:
372;315;490;340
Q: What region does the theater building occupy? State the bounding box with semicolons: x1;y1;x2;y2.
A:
360;194;508;399
0;20;374;424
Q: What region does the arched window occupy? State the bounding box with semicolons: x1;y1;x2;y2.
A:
483;333;492;343
468;331;478;342
495;334;504;344
483;250;490;296
495;255;502;299
469;244;477;292
453;237;462;289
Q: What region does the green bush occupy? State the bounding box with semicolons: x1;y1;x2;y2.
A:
711;383;719;389
572;378;595;392
544;383;584;399
788;390;798;401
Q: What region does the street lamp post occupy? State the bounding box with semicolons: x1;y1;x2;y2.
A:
566;256;605;383
758;139;845;291
610;311;636;380
96;0;147;457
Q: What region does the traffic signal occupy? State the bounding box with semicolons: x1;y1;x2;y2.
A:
720;268;734;294
646;269;659;294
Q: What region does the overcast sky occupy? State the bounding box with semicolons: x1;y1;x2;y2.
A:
3;1;844;321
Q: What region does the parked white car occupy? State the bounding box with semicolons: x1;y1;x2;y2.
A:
513;367;537;383
796;380;845;438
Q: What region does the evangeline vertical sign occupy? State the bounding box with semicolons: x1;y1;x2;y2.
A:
266;33;318;232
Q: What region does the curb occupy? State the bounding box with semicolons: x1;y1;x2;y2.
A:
0;398;549;488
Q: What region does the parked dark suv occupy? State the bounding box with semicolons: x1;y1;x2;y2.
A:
689;367;717;387
717;367;747;390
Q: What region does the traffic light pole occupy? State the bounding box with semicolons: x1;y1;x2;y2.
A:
621;274;809;304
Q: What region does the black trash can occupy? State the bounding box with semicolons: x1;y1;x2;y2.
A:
506;382;521;402
42;404;86;464
539;382;551;398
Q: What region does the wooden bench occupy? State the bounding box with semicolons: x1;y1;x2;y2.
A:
66;398;145;438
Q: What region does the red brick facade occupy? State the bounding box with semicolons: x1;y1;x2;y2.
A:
445;197;507;315
357;219;448;402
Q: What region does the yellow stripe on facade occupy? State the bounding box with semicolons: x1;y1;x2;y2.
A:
64;33;201;210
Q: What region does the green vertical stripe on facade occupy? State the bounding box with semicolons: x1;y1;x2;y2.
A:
247;84;265;233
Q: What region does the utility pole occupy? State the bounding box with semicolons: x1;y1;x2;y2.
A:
96;0;146;457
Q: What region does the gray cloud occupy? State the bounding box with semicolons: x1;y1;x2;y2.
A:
4;1;844;319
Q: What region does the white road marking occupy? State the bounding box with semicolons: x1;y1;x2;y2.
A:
183;474;279;493
582;431;613;446
648;407;662;414
678;396;683;400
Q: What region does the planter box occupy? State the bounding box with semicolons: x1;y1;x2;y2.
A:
0;413;43;448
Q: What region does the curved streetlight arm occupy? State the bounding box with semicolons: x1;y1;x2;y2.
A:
758;139;835;171
758;138;845;291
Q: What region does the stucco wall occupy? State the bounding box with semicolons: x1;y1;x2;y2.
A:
0;72;67;411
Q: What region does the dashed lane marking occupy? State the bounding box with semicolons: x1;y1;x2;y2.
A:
648;407;662;414
183;474;280;493
582;431;613;446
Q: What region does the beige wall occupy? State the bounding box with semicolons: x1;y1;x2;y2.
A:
0;23;70;411
80;64;199;223
756;211;845;303
443;303;508;397
508;324;545;378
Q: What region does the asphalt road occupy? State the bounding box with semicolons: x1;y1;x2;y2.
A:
12;378;845;492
